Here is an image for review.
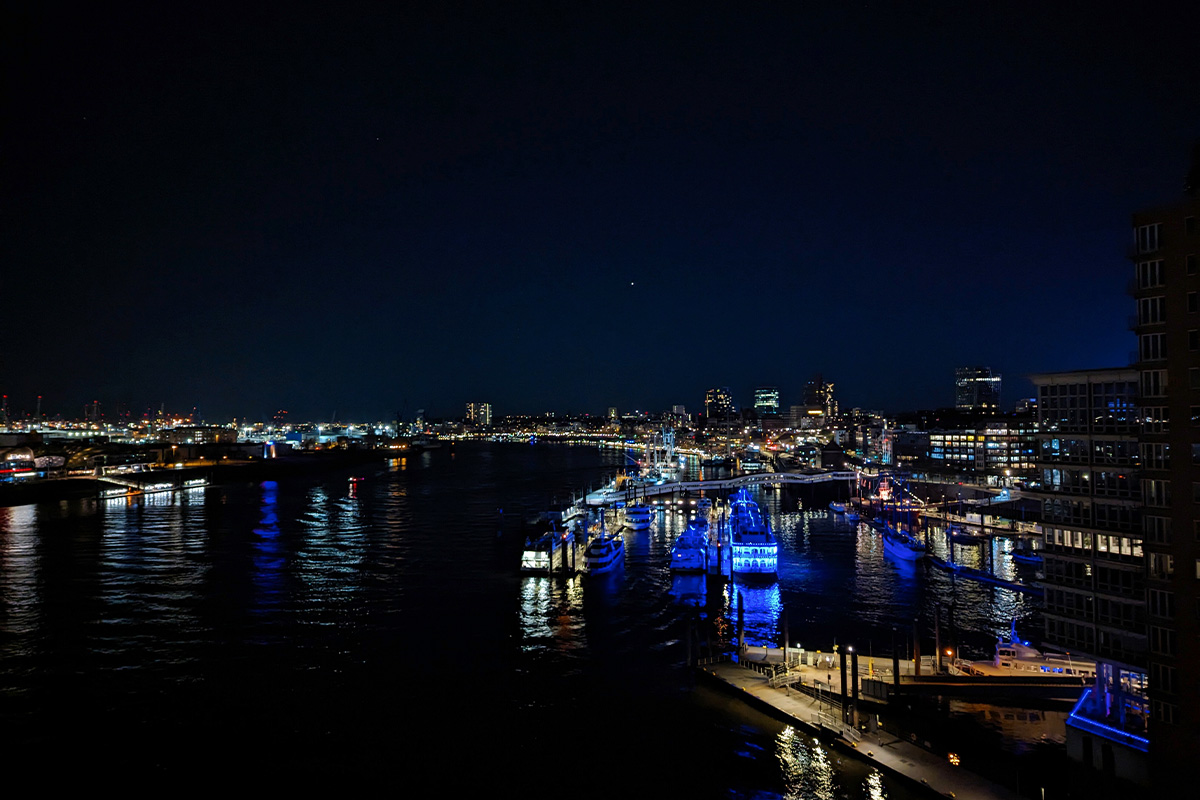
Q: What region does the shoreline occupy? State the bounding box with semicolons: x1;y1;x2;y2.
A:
0;449;394;507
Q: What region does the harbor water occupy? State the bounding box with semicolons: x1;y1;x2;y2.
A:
0;443;1052;796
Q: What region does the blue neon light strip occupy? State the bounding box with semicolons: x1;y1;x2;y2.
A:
1065;689;1149;752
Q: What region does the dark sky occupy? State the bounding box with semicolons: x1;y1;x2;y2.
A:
4;2;1199;422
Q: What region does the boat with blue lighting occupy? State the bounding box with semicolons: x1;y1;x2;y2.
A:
727;488;777;577
828;501;846;513
670;516;710;573
881;526;926;561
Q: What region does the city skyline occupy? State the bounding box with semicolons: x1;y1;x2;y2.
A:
4;4;1199;420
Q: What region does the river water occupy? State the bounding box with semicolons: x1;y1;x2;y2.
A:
0;443;1050;796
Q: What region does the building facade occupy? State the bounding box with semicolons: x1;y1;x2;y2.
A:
1029;368;1149;783
928;419;1037;484
704;387;734;419
954;366;1002;414
1129;182;1200;779
466;402;492;427
753;386;779;416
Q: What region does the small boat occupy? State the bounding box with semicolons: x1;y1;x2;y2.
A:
828;501;846;513
947;524;978;544
845;510;860;522
881;527;926;561
1010;545;1043;565
622;502;652;531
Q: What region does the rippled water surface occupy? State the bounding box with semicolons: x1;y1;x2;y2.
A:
0;444;1039;795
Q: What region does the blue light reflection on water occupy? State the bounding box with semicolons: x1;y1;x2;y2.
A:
0;445;1018;797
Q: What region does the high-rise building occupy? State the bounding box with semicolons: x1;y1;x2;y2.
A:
1028;369;1148;782
465;402;492;427
954;366;1002;413
803;374;836;417
1129;156;1200;781
704;387;734;419
753;387;779;416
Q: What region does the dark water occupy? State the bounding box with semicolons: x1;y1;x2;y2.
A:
0;444;1043;796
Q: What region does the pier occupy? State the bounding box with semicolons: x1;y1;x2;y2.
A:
700;647;1030;800
585;470;858;506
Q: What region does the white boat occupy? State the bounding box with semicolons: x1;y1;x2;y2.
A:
622;502;652;531
584;526;625;574
954;622;1096;680
728;488;777;577
520;525;577;573
670;517;709;573
881;526;925;561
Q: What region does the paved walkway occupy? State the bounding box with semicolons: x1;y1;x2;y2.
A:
700;656;1025;799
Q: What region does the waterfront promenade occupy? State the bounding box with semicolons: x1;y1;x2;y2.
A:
701;648;1027;799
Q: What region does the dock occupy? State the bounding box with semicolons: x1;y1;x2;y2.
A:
699;649;1027;799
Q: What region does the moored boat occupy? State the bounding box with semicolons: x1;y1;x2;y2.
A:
728;488;777;577
670;517;709;573
520;523;579;574
954;622;1095;679
584;526;625;574
828;501;846;513
881;527;925;561
622;502;652;531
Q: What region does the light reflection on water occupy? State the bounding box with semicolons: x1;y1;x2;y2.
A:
0;445;1037;794
776;725;894;800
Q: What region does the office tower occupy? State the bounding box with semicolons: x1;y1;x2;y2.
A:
954;366;1002;413
1130;155;1200;780
1029;369;1148;782
754;387;779;416
704;387;733;419
803;374;836;417
465;402;492;427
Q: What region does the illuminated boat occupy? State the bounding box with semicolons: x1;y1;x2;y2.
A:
881;527;925;561
622;502;652;531
845;510;860;522
954;622;1095;679
670;517;709;573
728;488;777;577
828;501;846;513
520;524;577;574
584;514;625;574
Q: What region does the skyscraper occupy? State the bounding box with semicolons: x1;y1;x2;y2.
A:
1028;368;1147;783
465;402;492;427
1129;153;1200;781
803;374;836;417
954;366;1001;413
704;387;733;419
753;386;779;416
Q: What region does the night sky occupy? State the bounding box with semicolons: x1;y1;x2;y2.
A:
4;3;1199;422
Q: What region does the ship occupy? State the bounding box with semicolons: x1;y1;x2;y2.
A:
727;488;777;577
670;515;709;573
584;512;625;574
881;525;926;561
